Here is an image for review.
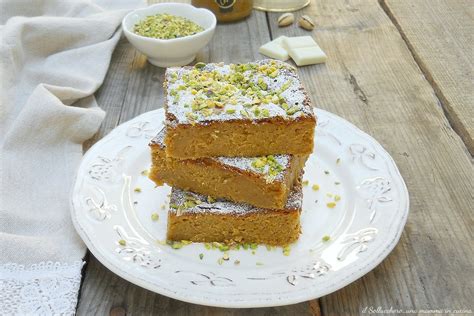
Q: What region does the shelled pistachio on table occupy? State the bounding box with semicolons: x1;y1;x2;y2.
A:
277;13;295;27
298;15;315;31
277;13;315;31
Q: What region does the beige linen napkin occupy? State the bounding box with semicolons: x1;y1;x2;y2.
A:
0;0;141;314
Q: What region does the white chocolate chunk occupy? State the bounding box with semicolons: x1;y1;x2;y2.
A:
282;36;317;50
270;36;287;45
258;36;290;61
259;43;289;61
282;35;327;66
288;46;327;66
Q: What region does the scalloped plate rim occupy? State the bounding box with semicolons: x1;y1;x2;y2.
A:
70;108;409;308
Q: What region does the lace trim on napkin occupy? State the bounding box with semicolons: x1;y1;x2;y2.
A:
0;261;84;315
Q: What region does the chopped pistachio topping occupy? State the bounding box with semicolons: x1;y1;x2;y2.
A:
118;239;126;246
336;158;341;164
151;213;159;221
167;240;191;249
312;184;320;191
334;195;341;202
196;241;299;260
171;194;203;213
170;241;183;249
134;187;141;193
251;155;284;182
327;202;337;208
217;258;224;265
195;62;206;69
240;109;251;118
286;106;299;115
322;235;331;242
207;196;216;203
324;170;330;175
208;241;230;252
134;13;204;40
199;253;204;260
219;244;230;252
302;180;309;186
167;60;307;124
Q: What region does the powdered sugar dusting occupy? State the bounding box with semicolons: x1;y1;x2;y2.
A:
165;60;314;126
169;180;302;216
217;155;289;182
151;128;166;148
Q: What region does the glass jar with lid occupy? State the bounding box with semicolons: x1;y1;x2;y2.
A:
192;0;253;23
253;0;310;12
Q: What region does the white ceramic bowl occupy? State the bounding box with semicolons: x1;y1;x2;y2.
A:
122;3;216;67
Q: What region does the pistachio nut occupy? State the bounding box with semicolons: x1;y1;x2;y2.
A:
278;13;294;27
298;15;315;31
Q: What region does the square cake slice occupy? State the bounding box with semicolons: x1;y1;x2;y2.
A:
166;178;303;246
164;59;316;159
149;128;307;209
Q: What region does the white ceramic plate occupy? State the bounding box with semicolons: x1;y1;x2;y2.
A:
71;108;408;308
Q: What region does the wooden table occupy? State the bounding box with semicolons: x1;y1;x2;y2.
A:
77;1;473;315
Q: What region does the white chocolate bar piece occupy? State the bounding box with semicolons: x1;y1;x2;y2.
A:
258;36;290;61
282;36;327;66
282;36;317;50
288;46;327;66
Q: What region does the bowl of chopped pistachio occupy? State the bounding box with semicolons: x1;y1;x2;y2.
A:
123;3;216;67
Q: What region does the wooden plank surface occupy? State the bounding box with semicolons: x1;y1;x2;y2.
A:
266;0;474;314
382;0;474;156
77;10;319;316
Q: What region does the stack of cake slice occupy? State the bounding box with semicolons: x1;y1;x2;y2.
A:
149;60;316;246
